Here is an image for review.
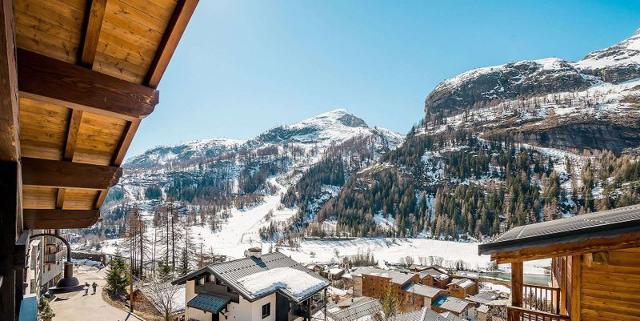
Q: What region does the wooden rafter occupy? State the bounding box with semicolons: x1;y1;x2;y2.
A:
17;49;159;120
112;119;140;166
79;0;107;67
23;209;100;229
56;109;84;209
94;118;140;208
0;0;18;162
145;0;199;88
22;157;122;190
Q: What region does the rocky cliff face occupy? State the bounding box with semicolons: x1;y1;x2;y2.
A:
423;29;640;155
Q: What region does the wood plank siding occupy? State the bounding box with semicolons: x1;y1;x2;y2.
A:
580;247;640;321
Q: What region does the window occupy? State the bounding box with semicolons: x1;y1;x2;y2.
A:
261;303;271;319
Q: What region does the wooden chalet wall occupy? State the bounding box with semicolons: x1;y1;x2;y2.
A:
579;247;640;321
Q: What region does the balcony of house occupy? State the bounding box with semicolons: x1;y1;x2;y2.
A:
479;205;640;321
290;292;326;318
506;281;569;321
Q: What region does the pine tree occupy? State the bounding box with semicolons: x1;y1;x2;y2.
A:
106;255;130;294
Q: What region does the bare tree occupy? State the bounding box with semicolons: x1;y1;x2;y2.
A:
145;279;182;321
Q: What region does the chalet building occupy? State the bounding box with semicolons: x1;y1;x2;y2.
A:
401;283;447;311
351;267;384;297
418;267;451;289
479;204;640;321
172;251;330;321
361;270;419;310
0;0;198;319
446;278;478;299
431;295;474;319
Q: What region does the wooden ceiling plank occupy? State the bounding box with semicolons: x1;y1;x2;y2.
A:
17;48;158;120
145;0;198;88
79;0;107;66
23;209;99;229
22;157;122;190
0;0;19;162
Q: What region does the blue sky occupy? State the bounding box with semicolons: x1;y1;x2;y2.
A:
128;0;640;157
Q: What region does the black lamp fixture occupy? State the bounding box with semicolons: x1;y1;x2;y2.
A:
30;233;84;298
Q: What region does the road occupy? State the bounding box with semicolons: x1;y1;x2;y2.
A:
50;265;145;321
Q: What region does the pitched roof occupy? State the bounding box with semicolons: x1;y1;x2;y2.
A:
466;291;502;305
318;297;383;321
447;278;475;289
363;270;416;286
350;266;383;277
418;267;450;280
402;283;445;298
389;308;449;321
187;294;230;314
173;252;329;302
432;296;472;314
478;204;640;255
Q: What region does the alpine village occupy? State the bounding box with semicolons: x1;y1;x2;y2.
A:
1;1;640;321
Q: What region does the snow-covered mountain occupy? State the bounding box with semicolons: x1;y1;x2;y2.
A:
423;30;640;154
318;29;640;239
94;109;402;249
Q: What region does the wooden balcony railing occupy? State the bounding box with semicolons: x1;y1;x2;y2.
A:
522;283;560;315
507;306;570;321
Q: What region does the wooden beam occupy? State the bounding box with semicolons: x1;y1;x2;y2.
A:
94;189;108;209
492;231;640;264
145;0;198;88
112;119;140;166
17;49;159;120
79;0;107;67
570;255;581;321
63;109;83;161
22;157;122;190
23;209;100;229
55;189;65;209
0;0;18;162
57;109;84;209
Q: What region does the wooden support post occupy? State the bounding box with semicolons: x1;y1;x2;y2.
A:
570;255;581;321
511;261;523;321
560;257;568;315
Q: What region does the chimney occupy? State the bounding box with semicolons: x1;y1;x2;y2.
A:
245;247;262;259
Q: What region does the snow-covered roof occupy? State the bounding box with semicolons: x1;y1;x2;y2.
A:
448;278;475;289
432;296;472;314
402;283;444;298
363;270;416;286
173;252;329;303
418;267;450;280
237;267;328;302
315;297;383;321
388;308;450;321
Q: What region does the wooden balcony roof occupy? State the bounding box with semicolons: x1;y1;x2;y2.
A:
0;0;198;229
478;204;640;263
